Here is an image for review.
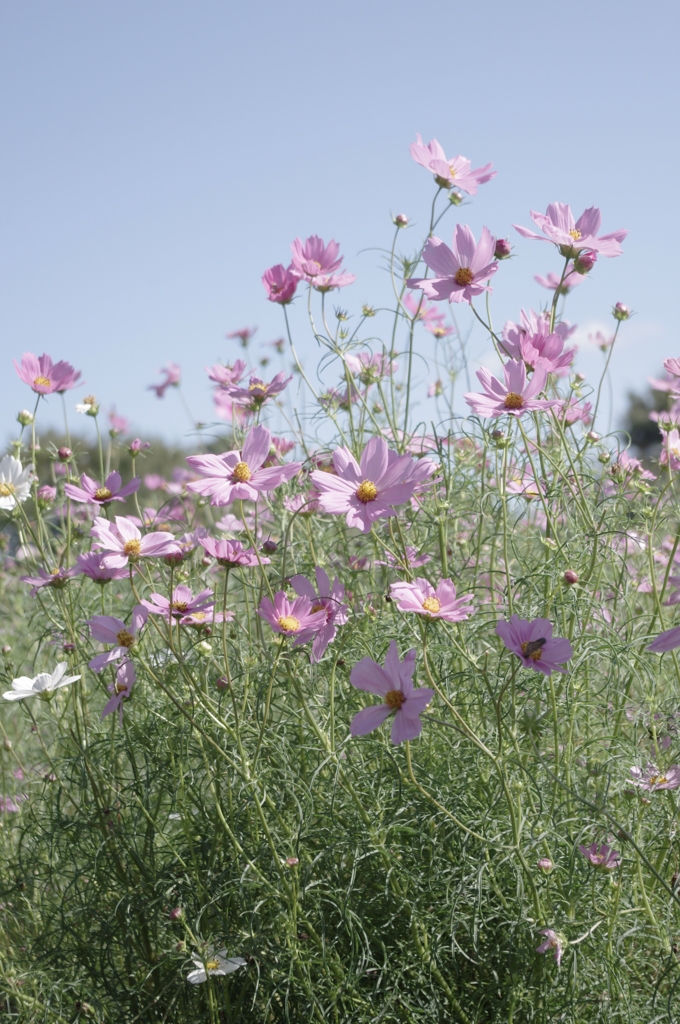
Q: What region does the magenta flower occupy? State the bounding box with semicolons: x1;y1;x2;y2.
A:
464;361;555;419
534;269;583;293
578;842;621;870
630;763;680;790
64;471;140;506
389;578;474;622
199;536;266;568
101;659;136;724
409;135;496;194
74;552;129;583
496;615;573;676
257;591;327;641
310;436;436;534
14;352;82;395
514;203;627;258
263;263;298;304
225;371;293;410
148;363;181;398
407;226;498;304
90;516;181;569
186;425;301;506
290;235;344;282
349;641;433;745
206;359;247;388
142;585;230;625
20;566;77;596
87;604;148;672
289;566;349;662
536;929;563;967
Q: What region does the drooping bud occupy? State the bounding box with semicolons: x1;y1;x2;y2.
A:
612;302;631;321
494;238;512;260
17;409;34;426
573;250;597;274
393;213;408;228
563;570;579;586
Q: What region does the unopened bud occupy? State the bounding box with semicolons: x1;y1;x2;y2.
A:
196;640;212;655
169;906;184;921
3;739;11;751
394;213;408;228
17;409;34;426
574;373;586;383
37;484;56;504
613;302;631;321
262;539;278;554
573;250;597;274
586;431;600;442
449;190;464;206
2;645;11;655
563;570;579;585
598;450;611;464
537;857;553;872
285;856;299;867
63;642;76;653
57;447;72;461
128;438;150;455
494;238;512;260
215;676;229;691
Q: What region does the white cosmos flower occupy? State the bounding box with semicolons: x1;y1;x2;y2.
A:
186;947;246;985
0;455;33;511
3;662;81;702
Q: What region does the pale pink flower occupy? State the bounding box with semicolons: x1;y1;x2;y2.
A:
409;135;496;194
660;428;680;471
101;659;136;724
310;436;436;534
257;591;326;641
578;842;621;869
186;425;301;506
87;605;148;672
501;309;575;360
556;397;592;426
496;615;573;676
226;326;257;347
609;449;656;483
389;578;473;622
536;929;563;967
283;490;323;515
464;361;555;418
206;359;247;388
212;389;252;426
630;762;680;790
514;203;627;258
290;567;349;662
290;235;344;282
375;546;431;570
590;330;615;351
505;465;544;500
74;552;129;583
262;264;298;304
650;401;680;432
14;352;82;395
90;516;181;569
225;371;292;410
199;536;266;568
64;471;140;506
403;293;454;337
148;363;181;398
350;641;433;745
311;271;356;293
345;352;397;382
407;225;498;304
428;380;444;398
142;585;230;626
20;566;77;596
534;269;583;293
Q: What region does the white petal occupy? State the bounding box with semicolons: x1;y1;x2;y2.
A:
186;968;207;984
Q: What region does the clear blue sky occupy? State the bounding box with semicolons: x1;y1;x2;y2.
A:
1;0;677;443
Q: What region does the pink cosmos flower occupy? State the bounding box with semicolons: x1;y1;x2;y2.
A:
90;516;181;569
630;762;680;790
409;135;496;194
14;352;82;395
501;309;575;359
375;546;431;570
226;326;257;347
20;566;77;596
310;271;356;292
74;552;129;583
389;578;474;622
651;401;680;432
517;330;576;377
534;269;583;293
309;436;436;534
402;293;455;337
141;585;230;626
108;408;130;436
290;235;344;282
345;352;397;382
186;425;301;506
262;264;298;304
283;491;323;515
87;604;148;672
101;659;136;725
496;615;573;676
37;484;57;503
148;363;181;398
289;567;349;662
514;203;627;258
578;842;621;870
257;591;327;642
556;397;592;426
464;361;555;419
536;929;563;967
0;797;22;813
212;390;252;426
64;471;140;506
349;641;434;745
609;449;656;483
225;371;293;410
407;225;498;304
206;359;247;388
428;380;443;398
264;436;296;466
199;536;265;568
660;428;680;471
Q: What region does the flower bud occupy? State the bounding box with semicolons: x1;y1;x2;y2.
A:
128;438;150;455
196;640;212;656
537;857;553;872
573;250;597;274
57;447;72;461
2;645;12;654
63;642;76;653
574;373;586;383
262;539;278;554
563;570;578;585
494;238;512;260
586;431;600;443
285;856;299;867
3;739;12;751
17;409;34;426
613;302;631;321
598;450;611;464
169;906;184;921
393;213;408;228
37;484;56;504
215;676;229;691
449;190;464;206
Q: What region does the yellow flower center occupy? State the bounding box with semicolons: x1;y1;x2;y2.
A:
123;539;142;558
205;958;220;971
34;375;52;388
521;639;546;661
0;483;15;497
191;611;207;621
248;382;267;392
569;228;582;240
51;567;61;575
94;487;113;501
448;163;457;179
504;392;524;410
650;774;668;787
172;601;188;612
384;689;406;710
233;461;252;482
422;597;441;614
278;615;300;633
454;267;474;286
356;480;378;503
116;629;135;648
